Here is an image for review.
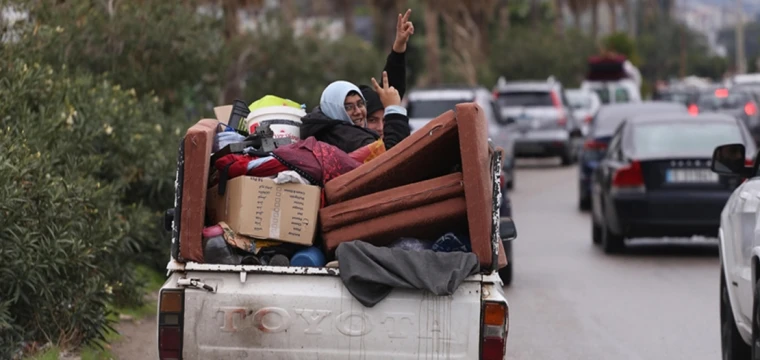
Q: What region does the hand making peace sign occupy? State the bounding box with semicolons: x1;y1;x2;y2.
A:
371;71;401;108
392;9;415;53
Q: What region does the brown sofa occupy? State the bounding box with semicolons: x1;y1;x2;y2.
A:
322;103;508;270
320;173;467;251
178;118;218;263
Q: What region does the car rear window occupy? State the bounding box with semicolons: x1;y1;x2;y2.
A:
697;90;750;111
592;104;686;137
566;92;591;109
655;92;693;105
407;99;463;118
496;91;553;107
631;122;743;158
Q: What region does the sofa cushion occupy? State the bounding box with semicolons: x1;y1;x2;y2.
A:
179;118;218;263
324;110;460;204
320;172;463;233
323;197;468;253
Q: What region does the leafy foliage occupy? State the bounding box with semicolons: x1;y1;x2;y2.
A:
487;25;598;88
2;0;224;112
0;60;183;357
237;21;384;108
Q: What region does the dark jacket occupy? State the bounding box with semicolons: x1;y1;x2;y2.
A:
360;50;407;115
300;50;410;154
300;106;409;154
383;50;407;99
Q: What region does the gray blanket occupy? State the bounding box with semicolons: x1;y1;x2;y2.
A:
335;240;480;308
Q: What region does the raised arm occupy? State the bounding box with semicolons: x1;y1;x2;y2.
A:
383;9;414;100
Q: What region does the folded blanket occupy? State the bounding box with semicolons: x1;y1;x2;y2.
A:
336;240;480;308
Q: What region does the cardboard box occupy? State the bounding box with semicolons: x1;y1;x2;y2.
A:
207;176;321;246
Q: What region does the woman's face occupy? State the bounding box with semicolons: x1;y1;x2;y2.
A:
344;93;367;126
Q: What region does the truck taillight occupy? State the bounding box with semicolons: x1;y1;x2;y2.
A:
481;301;508;360
159;289;184;360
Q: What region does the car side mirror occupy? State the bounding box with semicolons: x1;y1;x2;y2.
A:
711;143;751;177
500;217;517;242
164;208;175;233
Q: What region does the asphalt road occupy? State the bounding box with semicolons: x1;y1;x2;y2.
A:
503;159;721;360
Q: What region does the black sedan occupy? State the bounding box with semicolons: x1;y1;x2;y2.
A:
590;113;756;254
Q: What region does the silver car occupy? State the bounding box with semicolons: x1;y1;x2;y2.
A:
494;78;583;166
405;86;517;189
565;88;601;136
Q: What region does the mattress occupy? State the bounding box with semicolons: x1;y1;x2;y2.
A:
324;103;507;270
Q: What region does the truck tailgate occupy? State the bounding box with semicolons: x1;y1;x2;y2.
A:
175;270;484;359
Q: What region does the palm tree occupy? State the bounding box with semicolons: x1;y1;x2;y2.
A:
338;0;355;35
606;0;622;33
422;0;441;86
566;0;583;30
219;0;264;104
590;0;599;39
554;0;565;36
371;0;399;50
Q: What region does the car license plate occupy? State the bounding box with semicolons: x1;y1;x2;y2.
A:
665;169;719;183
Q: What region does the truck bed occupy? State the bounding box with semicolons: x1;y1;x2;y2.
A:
162;261;505;360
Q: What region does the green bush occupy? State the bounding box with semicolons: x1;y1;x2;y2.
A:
3;0;223;112
0;60;183;357
488;25;598;88
239;25;385;108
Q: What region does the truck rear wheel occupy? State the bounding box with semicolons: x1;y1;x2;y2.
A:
499;241;513;286
601;221;625;254
722;267;750;359
752;278;760;359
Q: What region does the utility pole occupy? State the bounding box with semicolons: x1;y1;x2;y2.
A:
736;0;747;74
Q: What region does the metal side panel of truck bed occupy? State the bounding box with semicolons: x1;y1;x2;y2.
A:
159;262;506;360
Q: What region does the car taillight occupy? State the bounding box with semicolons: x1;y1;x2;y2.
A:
583;140;607;150
745;102;757;116
584;115;593;124
492;90;499;100
158;289;184;360
747;158;754;166
688;104;699;115
550;91;567;126
481;301;508;360
612;160;644;189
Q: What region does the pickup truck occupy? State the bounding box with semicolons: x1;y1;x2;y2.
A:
157;122;515;360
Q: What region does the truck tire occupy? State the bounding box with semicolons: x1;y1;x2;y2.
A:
752;278;760;359
722;267;750;359
499;241;513;286
499;263;512;286
601;220;625;254
592;218;602;244
579;196;591;211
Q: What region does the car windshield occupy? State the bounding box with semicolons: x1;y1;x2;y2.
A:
697;90;750;111
566;92;591;109
496;91;553;107
656;92;692;105
592;104;686;137
632;122;743;158
407;99;464;118
591;87;630;104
